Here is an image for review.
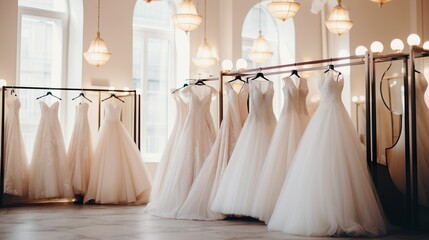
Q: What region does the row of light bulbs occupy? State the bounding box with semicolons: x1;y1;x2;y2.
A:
355;33;429;55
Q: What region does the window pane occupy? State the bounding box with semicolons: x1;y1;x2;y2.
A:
133;1;172;30
18;15;64;158
19;0;67;12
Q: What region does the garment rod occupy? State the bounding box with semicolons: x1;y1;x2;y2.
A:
223;55;364;76
2;86;137;93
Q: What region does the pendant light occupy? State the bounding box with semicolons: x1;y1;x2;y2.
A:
267;0;301;22
84;0;111;67
248;2;273;64
192;0;217;68
325;0;353;36
370;0;392;8
173;0;202;33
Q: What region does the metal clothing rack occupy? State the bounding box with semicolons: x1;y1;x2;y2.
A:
219;55;366;124
409;47;429;229
0;86;140;207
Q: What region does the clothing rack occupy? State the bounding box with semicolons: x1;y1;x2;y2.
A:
409;47;429;229
219;55;367;125
0;86;140;207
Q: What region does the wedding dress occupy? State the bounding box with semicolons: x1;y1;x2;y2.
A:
177;82;249;220
268;71;387;237
251;77;309;223
29;101;73;199
388;73;429;207
84;100;151;204
150;91;188;202
151;84;217;218
211;79;276;216
4;94;28;197
67;102;92;195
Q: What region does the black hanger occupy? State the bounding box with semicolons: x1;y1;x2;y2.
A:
290;69;301;78
228;75;246;83
172;82;189;93
195;79;206;85
10;89;17;96
324;64;342;76
72;92;92;103
36;91;62;101
415;69;421;74
102;93;125;103
251;71;270;81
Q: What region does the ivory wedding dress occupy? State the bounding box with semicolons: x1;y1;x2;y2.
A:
268;71;387;237
251;77;309;223
211;80;277;216
84;100;151;204
150;91;188;202
177;82;249;220
67;102;92;195
151;85;217;218
29;101;73;199
4;94;28;197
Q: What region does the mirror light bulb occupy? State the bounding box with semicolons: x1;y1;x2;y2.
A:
390;39;404;52
407;33;421;46
359;95;365;102
236;58;248;71
423;41;429;50
0;79;7;87
221;59;233;72
370;41;384;53
352;96;358;103
354;45;368;56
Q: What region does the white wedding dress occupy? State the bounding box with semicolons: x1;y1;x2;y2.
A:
4;94;28;197
388;73;429;207
251;77;310;223
211;80;277;216
150;91;188;202
177;82;249;220
29;101;73;199
67;102;92;195
268;71;387;237
84;100;151;204
151;85;217;218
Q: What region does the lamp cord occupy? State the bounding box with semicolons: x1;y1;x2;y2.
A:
97;0;101;35
204;0;207;40
259;0;262;34
338;0;342;7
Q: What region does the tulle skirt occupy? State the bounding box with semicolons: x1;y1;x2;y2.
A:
268;101;387;237
251;109;305;223
211;114;276;216
84;120;151;204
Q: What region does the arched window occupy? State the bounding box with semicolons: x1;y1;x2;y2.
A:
17;0;71;158
133;1;188;162
242;2;295;116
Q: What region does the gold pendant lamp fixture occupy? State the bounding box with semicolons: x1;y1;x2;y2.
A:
192;0;218;68
267;0;301;22
84;0;111;67
173;0;203;33
325;0;353;36
249;1;273;64
370;0;392;8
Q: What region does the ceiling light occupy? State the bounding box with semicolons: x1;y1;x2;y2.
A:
370;0;392;8
267;0;301;22
325;0;353;36
172;0;202;33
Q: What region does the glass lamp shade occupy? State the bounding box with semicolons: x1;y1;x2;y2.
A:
423;41;429;50
172;0;202;32
370;41;384;53
192;38;218;68
370;0;392;7
267;0;301;22
221;59;233;72
390;38;404;52
236;58;248;71
407;33;421;46
354;45;368;56
84;32;111;67
248;32;273;64
325;4;353;36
